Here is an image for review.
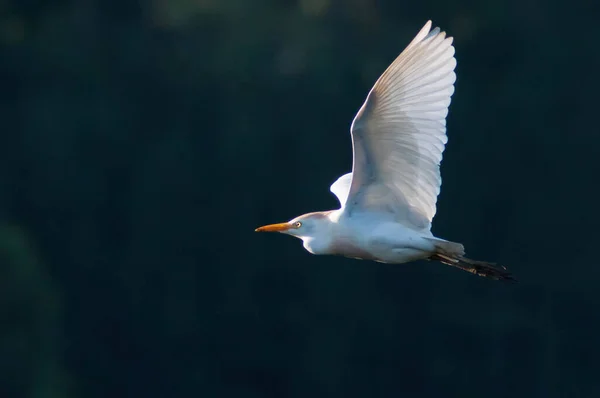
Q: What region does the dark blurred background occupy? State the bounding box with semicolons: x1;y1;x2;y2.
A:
1;0;600;397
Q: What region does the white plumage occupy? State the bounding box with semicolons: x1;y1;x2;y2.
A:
345;20;455;230
256;21;515;281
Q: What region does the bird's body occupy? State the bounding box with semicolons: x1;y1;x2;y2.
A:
299;209;436;264
256;21;514;281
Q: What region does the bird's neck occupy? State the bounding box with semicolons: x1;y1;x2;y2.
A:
300;210;341;255
302;235;332;255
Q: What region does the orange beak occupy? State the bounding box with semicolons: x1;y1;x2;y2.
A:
255;222;292;233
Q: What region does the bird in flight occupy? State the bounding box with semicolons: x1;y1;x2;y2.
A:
256;21;514;281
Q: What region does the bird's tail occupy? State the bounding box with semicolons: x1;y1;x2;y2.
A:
426;238;516;281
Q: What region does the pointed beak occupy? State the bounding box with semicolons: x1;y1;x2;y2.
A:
255;222;291;233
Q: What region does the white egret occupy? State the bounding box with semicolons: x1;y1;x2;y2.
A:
256;21;514;281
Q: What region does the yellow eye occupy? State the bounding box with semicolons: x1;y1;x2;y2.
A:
294;222;302;228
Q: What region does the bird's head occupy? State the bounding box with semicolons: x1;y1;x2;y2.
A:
255;211;333;240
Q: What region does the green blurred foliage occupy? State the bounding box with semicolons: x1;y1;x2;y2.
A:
0;226;68;398
1;0;600;397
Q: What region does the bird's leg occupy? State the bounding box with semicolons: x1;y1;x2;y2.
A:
429;254;516;282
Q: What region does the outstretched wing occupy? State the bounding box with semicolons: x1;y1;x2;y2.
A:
345;20;456;230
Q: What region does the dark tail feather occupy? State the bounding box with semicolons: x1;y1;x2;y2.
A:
430;253;516;282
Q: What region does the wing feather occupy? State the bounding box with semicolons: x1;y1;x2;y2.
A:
342;20;457;230
330;172;352;208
